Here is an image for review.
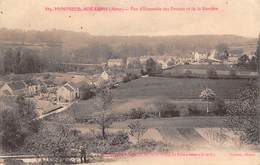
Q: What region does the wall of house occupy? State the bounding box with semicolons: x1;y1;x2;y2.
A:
0;84;13;96
57;87;76;102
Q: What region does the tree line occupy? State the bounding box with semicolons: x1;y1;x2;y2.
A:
2;48;43;74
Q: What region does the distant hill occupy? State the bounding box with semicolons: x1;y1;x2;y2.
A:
0;28;257;64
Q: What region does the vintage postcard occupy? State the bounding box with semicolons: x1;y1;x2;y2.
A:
0;0;260;164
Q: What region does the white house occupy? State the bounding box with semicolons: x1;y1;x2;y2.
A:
192;51;208;62
56;82;79;103
107;59;123;67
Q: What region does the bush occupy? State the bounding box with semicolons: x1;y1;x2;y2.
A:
110;131;129;146
123;73;139;83
140;69;147;76
132;139;168;152
184;69;192;78
207;67;218;78
128;108;146;119
123;76;130;83
188;104;204;116
156;102;180;118
85;132;130;154
160;109;180;118
212;98;226;116
79;85;96;100
4;159;26;165
229;69;237;78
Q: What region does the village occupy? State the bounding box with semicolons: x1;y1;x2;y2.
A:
0;34;259;164
0;47;257;118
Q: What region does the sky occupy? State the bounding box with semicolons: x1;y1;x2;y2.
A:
0;0;259;37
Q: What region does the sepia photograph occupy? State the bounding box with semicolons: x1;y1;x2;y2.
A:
0;0;260;164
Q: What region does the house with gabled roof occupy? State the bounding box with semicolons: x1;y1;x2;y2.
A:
56;82;79;103
0;81;26;96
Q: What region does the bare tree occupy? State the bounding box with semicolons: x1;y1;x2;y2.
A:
128;121;147;144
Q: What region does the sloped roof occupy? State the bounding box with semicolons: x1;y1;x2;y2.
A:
7;81;26;91
64;83;76;92
43;80;57;87
24;79;43;86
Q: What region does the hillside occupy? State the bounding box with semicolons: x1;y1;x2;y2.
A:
0;29;257;64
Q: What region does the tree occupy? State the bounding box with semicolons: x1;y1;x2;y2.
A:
238;54;250;67
128;121;147;144
3;48;42;74
248;55;257;70
0;96;40;152
79;84;96;100
26;122;79;164
225;84;259;144
94;88;114;139
1;110;26;152
145;58;157;76
200;88;216;113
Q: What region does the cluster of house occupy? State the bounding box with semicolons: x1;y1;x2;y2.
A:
192;49;256;64
107;50;257;69
107;55;183;69
0;70;119;104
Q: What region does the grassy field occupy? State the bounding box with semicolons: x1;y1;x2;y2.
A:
172;64;255;71
173;64;233;70
111;117;225;129
112;77;251;101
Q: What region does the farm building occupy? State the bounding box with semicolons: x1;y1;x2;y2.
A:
0;81;26;96
57;82;80;103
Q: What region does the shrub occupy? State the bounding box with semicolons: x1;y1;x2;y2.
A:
129;108;146;119
133;139;168;152
122;76;130;83
184;69;193;78
207;67;218;78
229;69;237;78
160;109;180;118
85;132;130;153
140;69;147;75
188;104;204;116
110;131;129;146
79;85;96;100
123;73;139;83
4;159;26;165
155;102;180;118
212;98;226;116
